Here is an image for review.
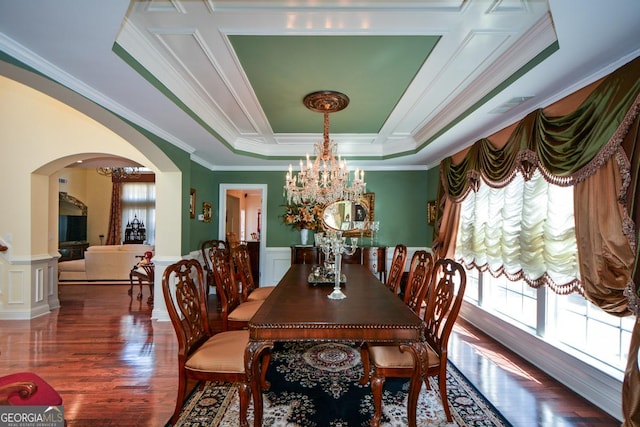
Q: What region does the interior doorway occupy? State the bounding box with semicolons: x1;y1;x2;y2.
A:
219;184;267;284
226;192;241;240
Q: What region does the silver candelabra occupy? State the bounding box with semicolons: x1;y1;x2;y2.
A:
319;232;358;300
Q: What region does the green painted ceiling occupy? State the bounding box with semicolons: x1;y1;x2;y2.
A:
229;35;439;134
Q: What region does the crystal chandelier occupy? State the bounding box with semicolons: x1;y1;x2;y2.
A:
284;91;366;205
96;167;141;180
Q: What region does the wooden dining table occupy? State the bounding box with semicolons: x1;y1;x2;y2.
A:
242;263;427;427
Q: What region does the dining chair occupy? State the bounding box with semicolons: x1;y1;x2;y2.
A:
162;259;251;426
360;250;432;385
129;262;154;305
386;244;408;295
231;243;274;302
200;239;227;294
211;245;264;331
365;258;467;424
403;250;434;314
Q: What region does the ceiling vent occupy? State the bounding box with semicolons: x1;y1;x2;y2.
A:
489;96;534;114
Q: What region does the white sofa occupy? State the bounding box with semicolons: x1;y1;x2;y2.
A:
58;244;154;281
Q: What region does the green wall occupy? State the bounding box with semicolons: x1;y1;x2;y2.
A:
189;162;218;248
184;169;439;252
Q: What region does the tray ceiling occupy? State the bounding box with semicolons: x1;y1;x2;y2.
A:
1;1;639;170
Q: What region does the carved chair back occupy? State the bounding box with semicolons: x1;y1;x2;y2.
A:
138;263;154;281
386;244;408;295
417;257;467;421
226;231;241;249
161;258;252;425
423;258;467;359
162;259;210;360
211;246;242;316
201;240;227;290
403;250;434;313
231;243;256;302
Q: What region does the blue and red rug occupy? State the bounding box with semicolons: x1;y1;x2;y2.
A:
173;341;512;426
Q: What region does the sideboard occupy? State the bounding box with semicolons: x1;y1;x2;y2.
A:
290;245;387;281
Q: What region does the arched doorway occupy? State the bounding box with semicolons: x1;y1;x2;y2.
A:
0;64;182;320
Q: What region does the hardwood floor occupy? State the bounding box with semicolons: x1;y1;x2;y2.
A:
0;284;621;426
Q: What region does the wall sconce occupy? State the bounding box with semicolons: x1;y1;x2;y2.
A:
203;202;212;223
189;188;196;219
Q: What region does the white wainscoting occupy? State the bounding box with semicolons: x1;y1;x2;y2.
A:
259;246;429;286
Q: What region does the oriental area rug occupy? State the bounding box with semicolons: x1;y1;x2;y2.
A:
172;342;512;427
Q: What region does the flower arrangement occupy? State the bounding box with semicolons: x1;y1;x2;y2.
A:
282;203;323;231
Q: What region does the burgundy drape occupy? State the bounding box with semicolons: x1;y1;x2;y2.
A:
105;181;122;245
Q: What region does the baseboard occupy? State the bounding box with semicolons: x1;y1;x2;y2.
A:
460;302;623;421
59;280;131;285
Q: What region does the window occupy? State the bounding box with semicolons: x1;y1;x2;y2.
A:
456;170;580;292
465;271;633;374
548;291;634;371
484;273;538;331
457;169;632;375
121;181;155;245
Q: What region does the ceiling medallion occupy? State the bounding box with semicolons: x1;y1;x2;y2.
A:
284;91;366;205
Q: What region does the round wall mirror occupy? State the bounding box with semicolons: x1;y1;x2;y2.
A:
321;193;375;237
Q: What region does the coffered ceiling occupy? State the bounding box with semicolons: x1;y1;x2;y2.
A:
1;1;639;171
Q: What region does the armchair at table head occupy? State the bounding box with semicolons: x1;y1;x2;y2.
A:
364;258;467;424
161;258;252;426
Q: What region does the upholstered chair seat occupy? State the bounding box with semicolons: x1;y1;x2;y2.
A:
184;330;249;373
227;299;264;323
368;343;439;370
245;286;273;301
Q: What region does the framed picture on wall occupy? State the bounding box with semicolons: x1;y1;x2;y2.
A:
427;200;437;225
189;188;196;219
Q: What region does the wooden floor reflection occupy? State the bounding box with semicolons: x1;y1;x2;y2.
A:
0;285;621;426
